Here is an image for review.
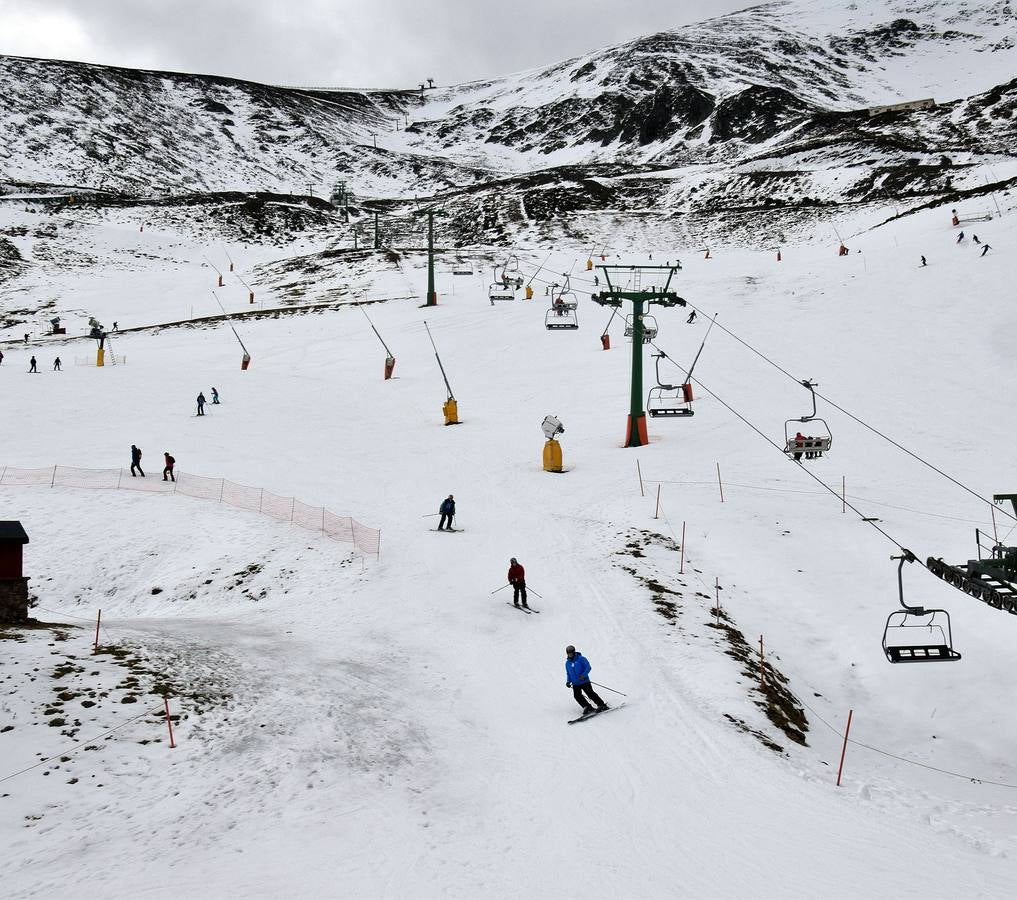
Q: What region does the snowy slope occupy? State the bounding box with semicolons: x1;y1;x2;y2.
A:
2;176;1017;896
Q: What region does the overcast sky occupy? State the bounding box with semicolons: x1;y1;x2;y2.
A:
0;0;752;87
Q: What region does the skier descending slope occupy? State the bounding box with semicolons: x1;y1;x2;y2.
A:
437;494;456;531
508;557;528;608
565;645;608;716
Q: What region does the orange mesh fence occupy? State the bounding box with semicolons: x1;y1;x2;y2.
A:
0;464;381;556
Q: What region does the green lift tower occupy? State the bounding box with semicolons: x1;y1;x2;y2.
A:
591;265;686;447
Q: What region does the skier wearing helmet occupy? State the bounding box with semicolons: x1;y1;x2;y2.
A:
508;557;527;608
565;645;608;715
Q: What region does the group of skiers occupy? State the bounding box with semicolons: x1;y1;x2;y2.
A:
196;388;220;415
3;353;61;371
130;445;176;481
433;493;609;717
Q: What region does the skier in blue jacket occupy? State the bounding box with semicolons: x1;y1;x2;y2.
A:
565;645;608;714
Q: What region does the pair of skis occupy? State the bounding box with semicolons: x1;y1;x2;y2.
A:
567;703;626;725
507;602;540;614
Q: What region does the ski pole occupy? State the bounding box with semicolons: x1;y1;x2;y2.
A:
524;586;543;599
590;681;627;697
421;513;440;517
490;583;511;594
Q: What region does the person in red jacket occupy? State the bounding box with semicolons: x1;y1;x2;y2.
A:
508;557;528;608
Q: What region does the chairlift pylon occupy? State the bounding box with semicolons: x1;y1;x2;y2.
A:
882;551;961;663
783;379;832;461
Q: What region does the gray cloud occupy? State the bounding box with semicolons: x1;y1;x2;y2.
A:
0;0;751;87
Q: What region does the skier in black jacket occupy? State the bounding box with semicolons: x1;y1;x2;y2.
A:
438;495;456;531
130;444;145;477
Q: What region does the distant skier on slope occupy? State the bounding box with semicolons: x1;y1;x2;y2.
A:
981;244;992;257
196;392;206;416
687;310;697;324
53;357;61;371
508;557;528;608
0;349;5;365
438;494;456;531
973;235;980;244
163;451;176;482
565;645;608;715
28;355;37;373
956;231;965;244
131;444;145;477
920;256;927;267
211;387;220;404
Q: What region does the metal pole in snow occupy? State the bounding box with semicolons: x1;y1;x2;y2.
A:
679;521;686;575
836;709;854;787
164;697;177;749
637;460;644;497
94;609;101;650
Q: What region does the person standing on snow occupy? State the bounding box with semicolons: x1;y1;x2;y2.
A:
53;357;61;371
438;494;456;531
130;444;145;477
981;244;992;257
211;387;220;404
973;235;980;244
163;451;176;482
29;355;37;373
956;231;965;244
196;392;206;416
565;645;608;715
687;310;697;324
920;256;927;267
508;557;528;608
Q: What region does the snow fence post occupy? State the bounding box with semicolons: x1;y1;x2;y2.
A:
51;465;57;487
758;635;765;693
636;460;644;497
715;578;721;627
842;476;846;514
94;609;101;651
716;463;724;503
654;484;661;519
836;710;854;787
163;697;177;749
117;468;123;490
259;488;264;513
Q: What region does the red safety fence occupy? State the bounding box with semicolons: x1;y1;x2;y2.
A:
0;464;381;557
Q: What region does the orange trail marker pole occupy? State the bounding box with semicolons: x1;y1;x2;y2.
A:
836;710;854;786
164;698;177;749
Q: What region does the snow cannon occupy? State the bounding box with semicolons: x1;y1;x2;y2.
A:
241;352;251;371
586;259;593;271
443;398;459;425
601;333;610;351
525;285;533;300
541;415;565;473
384;356;396;380
249;291;255;304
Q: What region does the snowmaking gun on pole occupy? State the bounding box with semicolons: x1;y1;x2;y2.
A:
359;304;397;379
210;289;252;369
423;320;460;425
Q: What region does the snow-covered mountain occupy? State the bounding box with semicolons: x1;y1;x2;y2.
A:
2;0;1015;213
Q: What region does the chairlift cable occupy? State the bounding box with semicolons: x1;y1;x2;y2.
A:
680;300;1016;522
652;340;918;560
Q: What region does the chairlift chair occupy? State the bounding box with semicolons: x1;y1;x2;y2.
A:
624;313;657;343
882;552;961;663
783;379;832;460
545;304;578;330
647;352;693;417
489;266;516;305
